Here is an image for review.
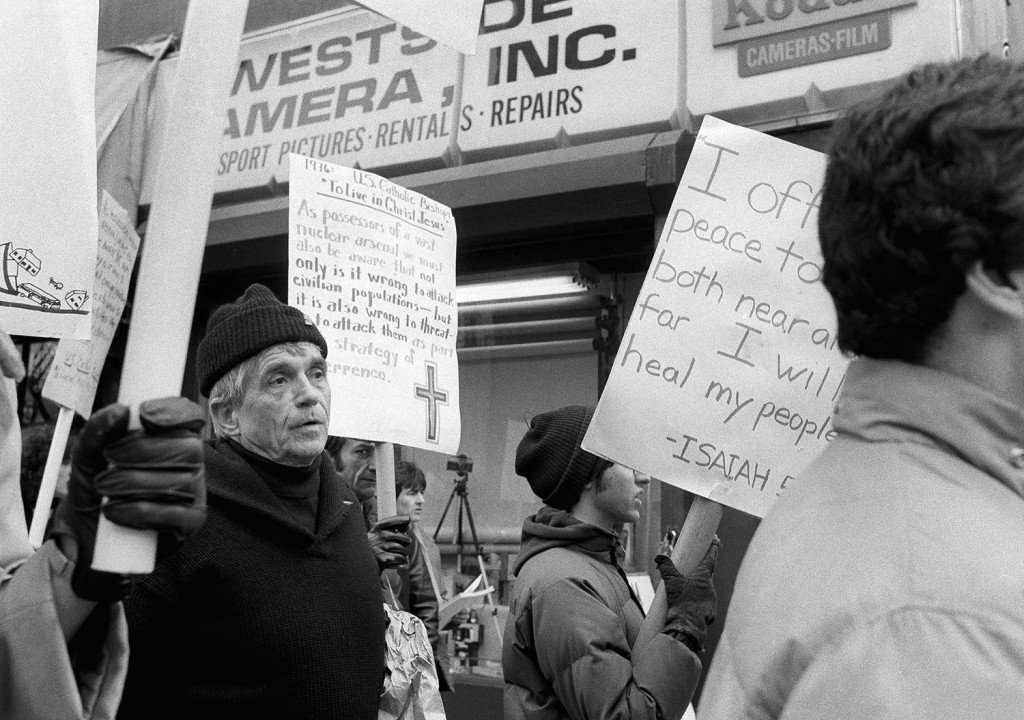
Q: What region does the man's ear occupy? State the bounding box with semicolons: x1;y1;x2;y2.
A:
208;398;240;438
964;261;1024;319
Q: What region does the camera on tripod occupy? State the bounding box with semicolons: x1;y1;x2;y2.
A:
446;454;474;476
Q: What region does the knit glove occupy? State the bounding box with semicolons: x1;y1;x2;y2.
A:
656;537;720;654
48;397;207;602
368;514;411;571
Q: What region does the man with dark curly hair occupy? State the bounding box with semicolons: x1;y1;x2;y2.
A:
700;56;1024;719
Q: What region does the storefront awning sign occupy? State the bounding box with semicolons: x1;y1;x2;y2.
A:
142;8;460;199
687;1;958;119
458;0;680;153
583;117;850;519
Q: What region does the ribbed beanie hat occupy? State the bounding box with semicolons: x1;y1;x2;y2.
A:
196;284;328;396
515;405;612;511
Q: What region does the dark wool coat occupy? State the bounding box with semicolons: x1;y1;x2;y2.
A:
118;440;385;720
503;507;698;720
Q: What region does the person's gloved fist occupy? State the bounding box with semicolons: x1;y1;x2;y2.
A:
655;537;720;654
368;514;411;571
48;397;207;602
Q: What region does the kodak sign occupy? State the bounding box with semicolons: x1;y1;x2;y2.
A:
712;0;916;46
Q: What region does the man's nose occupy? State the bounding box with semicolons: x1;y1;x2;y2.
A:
294;374;323;405
634;471;651;487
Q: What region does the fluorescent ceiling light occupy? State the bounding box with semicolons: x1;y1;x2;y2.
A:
456;263;597;305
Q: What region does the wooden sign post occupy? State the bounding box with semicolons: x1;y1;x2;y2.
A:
91;2;250;574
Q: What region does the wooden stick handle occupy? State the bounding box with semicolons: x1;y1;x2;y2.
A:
375;442;397;520
635;495;722;649
89;1;249;573
28;406;74;547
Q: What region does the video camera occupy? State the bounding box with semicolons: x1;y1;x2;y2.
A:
446;454;474;476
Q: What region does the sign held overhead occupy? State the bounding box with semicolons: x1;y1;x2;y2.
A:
583;117;850;518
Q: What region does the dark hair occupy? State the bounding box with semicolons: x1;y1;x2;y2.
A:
396;460;426;496
820;55;1024;361
325;435;344;456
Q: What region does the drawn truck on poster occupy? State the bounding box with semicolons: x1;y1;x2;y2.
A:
18;283;60;309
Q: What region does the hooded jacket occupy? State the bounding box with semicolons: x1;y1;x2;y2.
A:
503;506;698;720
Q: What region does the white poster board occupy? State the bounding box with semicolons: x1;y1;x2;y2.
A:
356;0;484;55
43;192;141;418
288;153;460;453
0;0;99;339
583;117;849;518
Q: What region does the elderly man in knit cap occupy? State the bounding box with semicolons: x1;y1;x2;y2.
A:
117;284;399;720
503;405;718;720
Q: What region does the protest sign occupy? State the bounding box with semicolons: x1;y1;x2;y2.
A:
583;116;850;518
288;153;460;454
0;0;98;339
356;0;484;55
43;192;141;418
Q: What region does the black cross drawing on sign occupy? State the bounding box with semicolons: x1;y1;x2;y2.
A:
414;361;448;443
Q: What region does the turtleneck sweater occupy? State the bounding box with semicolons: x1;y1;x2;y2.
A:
227;439;320;533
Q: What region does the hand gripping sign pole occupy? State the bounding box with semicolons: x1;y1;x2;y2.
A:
633;496;722;652
90;2;250;574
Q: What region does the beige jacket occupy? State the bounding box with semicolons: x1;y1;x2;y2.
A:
0;376;128;720
699;359;1024;720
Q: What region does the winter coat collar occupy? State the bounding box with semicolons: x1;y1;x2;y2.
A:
204;439;358;544
837;358;1024;500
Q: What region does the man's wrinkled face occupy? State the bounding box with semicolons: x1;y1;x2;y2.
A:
232;343;331;467
337;438;376;501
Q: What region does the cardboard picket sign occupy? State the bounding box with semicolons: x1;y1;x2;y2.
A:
29;193;142;547
0;0;99;339
583;117;850;519
42;192;141;419
287;154;461;465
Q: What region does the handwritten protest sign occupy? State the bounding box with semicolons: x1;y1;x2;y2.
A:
43;192;141;418
288;153;460;453
583;117;849;518
0;0;98;338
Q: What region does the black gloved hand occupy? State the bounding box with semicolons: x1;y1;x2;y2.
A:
48;397;207;602
656;537;720;654
368;514;411;572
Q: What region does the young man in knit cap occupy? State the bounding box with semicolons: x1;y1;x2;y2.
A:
117;284;403;720
503;404;718;720
700;57;1024;719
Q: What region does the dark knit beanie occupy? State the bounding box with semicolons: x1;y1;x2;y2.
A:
196;284;328;396
515;405;612;511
